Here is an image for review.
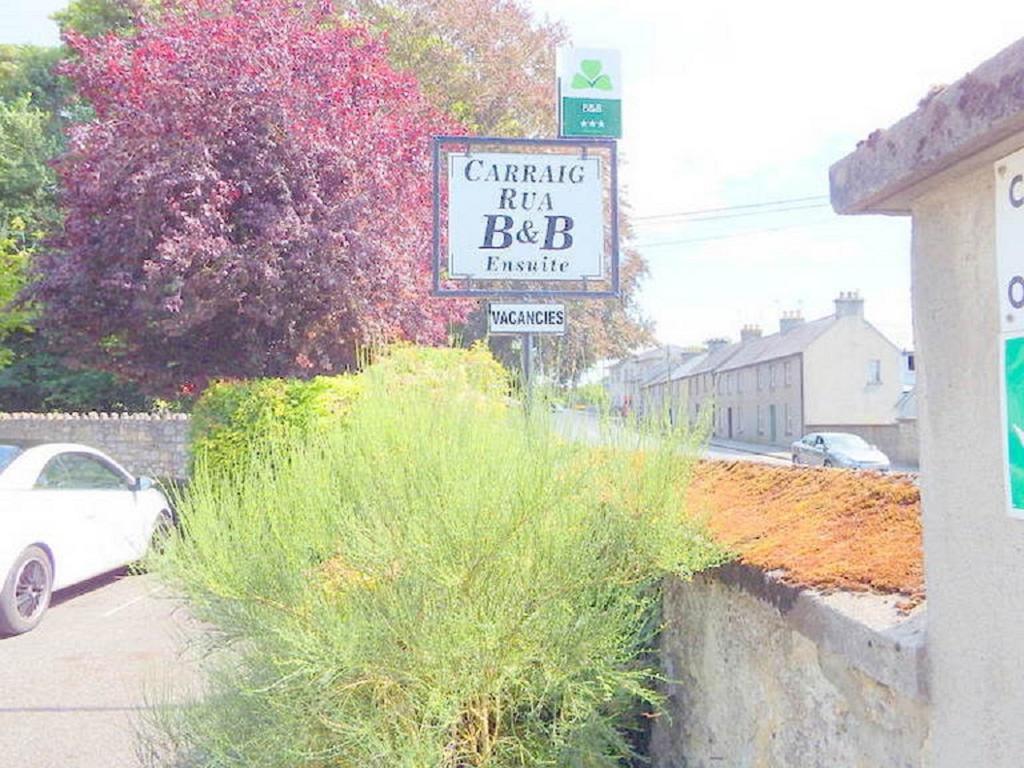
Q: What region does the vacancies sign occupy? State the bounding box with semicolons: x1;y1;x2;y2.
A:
448;152;604;282
487;303;566;335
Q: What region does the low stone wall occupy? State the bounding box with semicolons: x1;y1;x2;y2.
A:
0;412;191;480
651;565;929;768
807;421;920;469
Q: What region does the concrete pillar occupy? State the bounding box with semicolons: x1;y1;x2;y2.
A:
830;39;1024;767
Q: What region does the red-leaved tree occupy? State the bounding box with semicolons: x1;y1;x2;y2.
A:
30;0;467;394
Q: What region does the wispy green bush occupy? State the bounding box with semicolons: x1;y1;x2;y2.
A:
188;375;365;476
152;356;722;768
189;344;508;477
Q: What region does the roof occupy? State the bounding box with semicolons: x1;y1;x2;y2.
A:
717;316;835;373
642;352;707;389
608;345;686;370
668;352;708;383
641;361;673;388
685;341;743;377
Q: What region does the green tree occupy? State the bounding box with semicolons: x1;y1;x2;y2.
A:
0;45;77;136
52;0;142;38
339;0;566;137
0;219;35;366
0;96;59;364
0;54;147;407
0;94;59;228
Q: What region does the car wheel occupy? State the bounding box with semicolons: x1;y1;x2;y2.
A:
792;454;800;465
149;510;177;556
823;458;834;468
0;546;54;636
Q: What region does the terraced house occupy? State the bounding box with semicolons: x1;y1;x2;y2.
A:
669;292;909;452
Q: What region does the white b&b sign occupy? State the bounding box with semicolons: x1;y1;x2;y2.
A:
448;152;604;281
487;303;566;335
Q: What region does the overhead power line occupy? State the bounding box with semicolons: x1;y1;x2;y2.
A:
648;201;829;225
633;194;829;222
635;217;838;249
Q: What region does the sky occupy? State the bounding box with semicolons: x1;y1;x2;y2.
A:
4;0;1024;351
525;0;1024;351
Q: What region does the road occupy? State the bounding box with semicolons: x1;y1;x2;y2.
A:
551;408;792;466
0;571;201;768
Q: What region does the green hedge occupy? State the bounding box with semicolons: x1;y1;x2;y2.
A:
189;344;509;475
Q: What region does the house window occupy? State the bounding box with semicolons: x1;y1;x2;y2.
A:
757;367;764;390
867;359;882;385
785;403;793;435
769;364;778;389
784;361;792;387
757;405;764;435
737;405;743;434
737;370;743;393
907;354;915;372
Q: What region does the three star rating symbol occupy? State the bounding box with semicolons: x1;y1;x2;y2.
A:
579;119;606;129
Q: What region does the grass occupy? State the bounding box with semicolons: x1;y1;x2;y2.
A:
146;364;724;768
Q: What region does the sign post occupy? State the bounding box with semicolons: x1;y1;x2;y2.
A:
487;303;565;410
994;148;1024;517
433;47;621;407
557;48;622;139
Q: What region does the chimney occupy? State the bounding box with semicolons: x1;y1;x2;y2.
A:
704;337;729;353
779;310;805;334
740;324;763;342
834;290;864;318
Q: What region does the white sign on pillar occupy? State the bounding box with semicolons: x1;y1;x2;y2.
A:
994;148;1024;517
447;152;604;282
996;148;1024;335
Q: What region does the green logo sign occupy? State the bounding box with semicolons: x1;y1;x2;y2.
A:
571;60;613;91
1005;335;1024;512
558;47;621;139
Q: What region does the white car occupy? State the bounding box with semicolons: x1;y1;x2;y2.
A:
0;442;174;636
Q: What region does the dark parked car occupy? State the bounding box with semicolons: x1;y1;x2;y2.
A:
791;432;891;471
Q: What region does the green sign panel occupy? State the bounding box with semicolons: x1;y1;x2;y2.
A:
561;98;622;138
1005;335;1024;515
557;48;621;139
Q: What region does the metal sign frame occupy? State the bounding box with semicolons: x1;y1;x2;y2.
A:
432;135;620;299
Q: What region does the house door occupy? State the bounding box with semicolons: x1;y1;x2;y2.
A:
769;405;777;444
727;407;733;439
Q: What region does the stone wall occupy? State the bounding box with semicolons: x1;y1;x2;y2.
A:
650;565;929;768
0;413;191;480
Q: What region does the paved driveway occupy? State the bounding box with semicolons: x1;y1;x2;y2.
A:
0;571;201;768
